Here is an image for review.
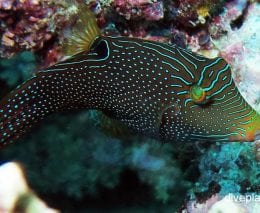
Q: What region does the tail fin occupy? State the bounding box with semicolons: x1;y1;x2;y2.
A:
0;76;51;147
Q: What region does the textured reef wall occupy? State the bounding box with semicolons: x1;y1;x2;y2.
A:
0;0;259;212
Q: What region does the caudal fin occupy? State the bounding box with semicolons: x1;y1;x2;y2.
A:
0;77;51;147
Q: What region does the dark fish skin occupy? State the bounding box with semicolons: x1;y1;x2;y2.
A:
0;36;260;146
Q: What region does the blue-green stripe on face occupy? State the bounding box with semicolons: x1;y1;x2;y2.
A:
0;36;259;146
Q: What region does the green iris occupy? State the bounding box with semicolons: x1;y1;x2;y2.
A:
190;85;206;104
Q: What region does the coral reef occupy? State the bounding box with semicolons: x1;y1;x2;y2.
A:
113;0;164;21
183;142;260;212
0;0;259;212
165;0;226;27
0;0;79;65
210;2;260;112
194;143;259;196
0;0;230;62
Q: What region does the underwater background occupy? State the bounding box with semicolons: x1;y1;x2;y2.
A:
0;0;259;212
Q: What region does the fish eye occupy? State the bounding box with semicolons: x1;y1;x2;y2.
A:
190;85;207;104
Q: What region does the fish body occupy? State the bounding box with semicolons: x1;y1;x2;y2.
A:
0;8;259;147
0;35;259;146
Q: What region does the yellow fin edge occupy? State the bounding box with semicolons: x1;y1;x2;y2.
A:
63;6;101;56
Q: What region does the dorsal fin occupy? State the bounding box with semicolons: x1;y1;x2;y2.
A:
63;6;101;56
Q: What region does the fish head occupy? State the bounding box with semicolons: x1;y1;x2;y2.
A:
160;57;260;142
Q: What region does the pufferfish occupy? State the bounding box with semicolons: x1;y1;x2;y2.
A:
0;8;260;147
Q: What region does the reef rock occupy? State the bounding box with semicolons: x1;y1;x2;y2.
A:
210;2;260;113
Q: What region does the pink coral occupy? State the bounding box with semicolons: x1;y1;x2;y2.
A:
0;0;73;65
143;1;164;21
113;0;164;21
114;0;153;7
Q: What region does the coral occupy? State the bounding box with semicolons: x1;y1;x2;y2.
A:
209;2;260;113
0;0;78;64
193;143;259;197
113;0;164;21
0;0;259;211
164;0;226;27
0;0;230;64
